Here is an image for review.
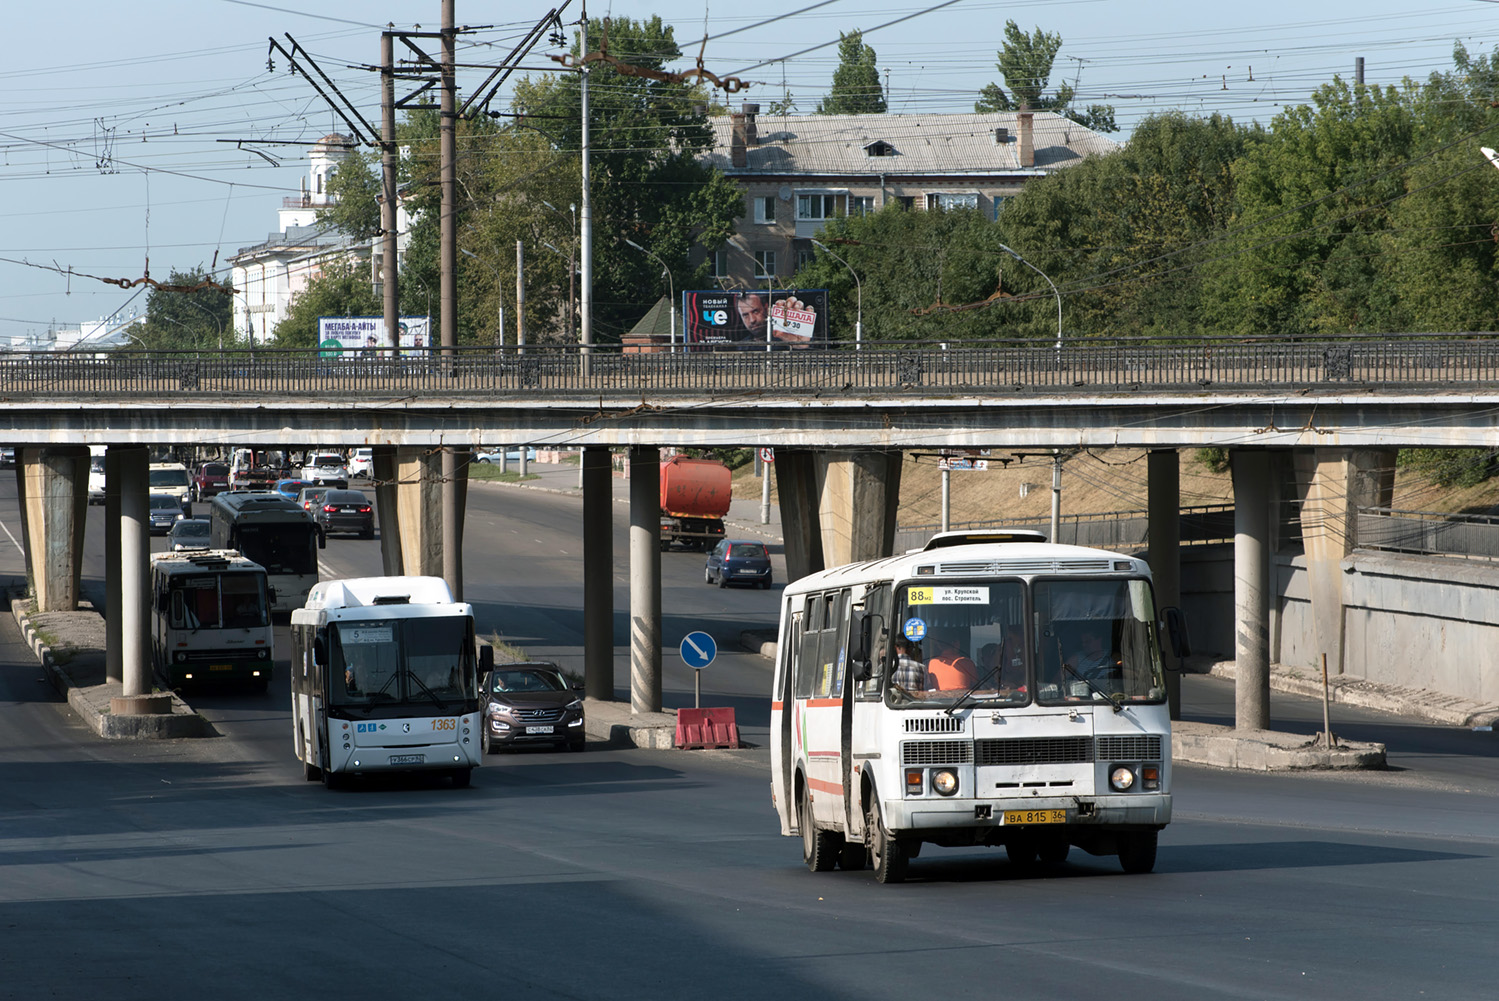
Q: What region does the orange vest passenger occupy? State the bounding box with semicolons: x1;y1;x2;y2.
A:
927;642;978;691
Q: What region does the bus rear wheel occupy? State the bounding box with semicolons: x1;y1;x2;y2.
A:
799;783;840;872
865;799;908;884
450;768;472;789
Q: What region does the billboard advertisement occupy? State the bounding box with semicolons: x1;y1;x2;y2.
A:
316;316;432;357
682;290;829;349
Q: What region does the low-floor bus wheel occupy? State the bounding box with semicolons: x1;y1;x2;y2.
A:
1118;830;1158;874
799;783;840;872
865;799;908;884
451;768;472;789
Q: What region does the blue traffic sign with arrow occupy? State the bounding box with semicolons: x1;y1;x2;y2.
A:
679;631;717;669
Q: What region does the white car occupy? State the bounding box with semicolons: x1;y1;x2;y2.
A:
301;452;349;487
348;448;373;479
88;456;107;505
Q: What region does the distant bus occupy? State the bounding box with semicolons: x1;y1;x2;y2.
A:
771;530;1188;883
149;549;274;690
208;491;323;613
289;576;487;789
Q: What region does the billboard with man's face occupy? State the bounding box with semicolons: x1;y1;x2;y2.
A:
682;290;829;348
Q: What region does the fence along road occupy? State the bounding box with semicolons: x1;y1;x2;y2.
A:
5;334;1499;450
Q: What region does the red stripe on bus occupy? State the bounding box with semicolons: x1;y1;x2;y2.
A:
805;698;843;708
806;750;841;758
808;777;843;795
771;701;782;710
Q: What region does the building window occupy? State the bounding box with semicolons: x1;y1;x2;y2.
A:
849;196;875;217
754;251;777;280
864;140;897;157
928;192;979;212
797;248;815;272
710;250;729;279
896;196;915;211
992;196;1008;220
753;196;776;225
796;193;842;222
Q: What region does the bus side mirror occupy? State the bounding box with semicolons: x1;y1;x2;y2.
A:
312;631;327;668
317;527;327;550
479;645;494;671
1161;607;1192;660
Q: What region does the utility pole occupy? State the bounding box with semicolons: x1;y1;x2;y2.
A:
380;29;399;350
440;0;462;601
579;3;593;362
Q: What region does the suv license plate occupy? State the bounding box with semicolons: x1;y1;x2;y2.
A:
525;725;554;734
389;754;424;766
1004;809;1067;825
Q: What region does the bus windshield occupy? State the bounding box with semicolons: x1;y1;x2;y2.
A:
235;523;317;575
329;616;477;708
169;573;269;630
885;576;1166;708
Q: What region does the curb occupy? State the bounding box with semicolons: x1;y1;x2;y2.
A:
1206;661;1499;730
9;596;209;740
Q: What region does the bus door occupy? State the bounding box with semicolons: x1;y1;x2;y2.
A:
846;583;891;843
795;589;851;830
771;597;800;836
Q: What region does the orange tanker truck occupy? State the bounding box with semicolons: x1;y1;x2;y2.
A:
659;455;732;551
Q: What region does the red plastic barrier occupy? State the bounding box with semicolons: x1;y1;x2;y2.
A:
675;707;740;750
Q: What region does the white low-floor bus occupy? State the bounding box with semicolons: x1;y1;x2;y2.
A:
149;550;274;690
289;576;489;789
771;531;1190;883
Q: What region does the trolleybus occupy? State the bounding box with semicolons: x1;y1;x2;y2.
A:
149;550;274;689
289;576;488;789
771;530;1189;883
209;490;323;613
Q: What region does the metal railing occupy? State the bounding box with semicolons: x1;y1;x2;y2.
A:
6;332;1499;400
1357;508;1499;562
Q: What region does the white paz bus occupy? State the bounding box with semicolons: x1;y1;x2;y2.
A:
771;531;1189;883
289;576;488;789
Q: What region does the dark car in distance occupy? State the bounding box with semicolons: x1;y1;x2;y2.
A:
313;488;374;539
481;662;585;753
148;493;186;535
191;461;229;501
704;539;773;589
168;517;212;551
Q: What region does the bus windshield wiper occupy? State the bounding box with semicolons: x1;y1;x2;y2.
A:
944;664;1004;716
405;671;447;710
1060;663;1125;713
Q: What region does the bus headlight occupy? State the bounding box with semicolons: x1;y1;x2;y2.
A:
1109;766;1137;791
931;769;959;796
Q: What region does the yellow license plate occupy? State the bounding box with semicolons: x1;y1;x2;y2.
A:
1004;809;1066;825
209;664;234;672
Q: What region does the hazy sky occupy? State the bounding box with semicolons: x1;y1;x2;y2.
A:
2;0;1494;343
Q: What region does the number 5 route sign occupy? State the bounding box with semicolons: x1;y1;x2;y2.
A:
679;631;717;669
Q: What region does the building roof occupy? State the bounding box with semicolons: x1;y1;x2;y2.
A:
232;223;348;262
704;110;1119;179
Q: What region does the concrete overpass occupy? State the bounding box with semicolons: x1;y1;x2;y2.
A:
5;335;1497;725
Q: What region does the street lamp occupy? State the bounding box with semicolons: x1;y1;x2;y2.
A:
623;238;676;352
810;238;861;349
459;248;506;347
997;242;1062;354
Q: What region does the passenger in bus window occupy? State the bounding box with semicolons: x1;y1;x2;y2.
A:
891;637;926;692
927;634;978;691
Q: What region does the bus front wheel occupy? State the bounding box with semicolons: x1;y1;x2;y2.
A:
1118;830;1157;874
451;768;472;789
865;799;908;884
799;783;840;872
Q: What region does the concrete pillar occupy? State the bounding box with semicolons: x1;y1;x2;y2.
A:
117;447;151;698
582;447;614;700
372;445;403;577
628;446;662;713
105;448;123;685
1293;447;1396;675
1231;449;1271;730
774;449;825;583
394;445;443;576
818;450;903;566
1146;448;1181;719
20;446;88;611
441;447;469;601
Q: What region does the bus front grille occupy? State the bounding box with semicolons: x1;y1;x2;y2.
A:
1096;735;1163;759
904;716;965;734
976;737;1093;766
902;740;973;765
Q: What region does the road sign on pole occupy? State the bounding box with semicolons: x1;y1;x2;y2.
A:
759;448;774;464
680;631;717;709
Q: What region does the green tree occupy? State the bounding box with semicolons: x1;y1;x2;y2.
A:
511;16;741;341
816;31;886;115
127;267;234;350
269;259;381;348
315;149;382;242
975;21;1117;133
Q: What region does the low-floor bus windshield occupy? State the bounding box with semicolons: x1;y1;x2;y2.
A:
771;531;1188;883
149;550;274;690
209;491;322;613
289;576;486;789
